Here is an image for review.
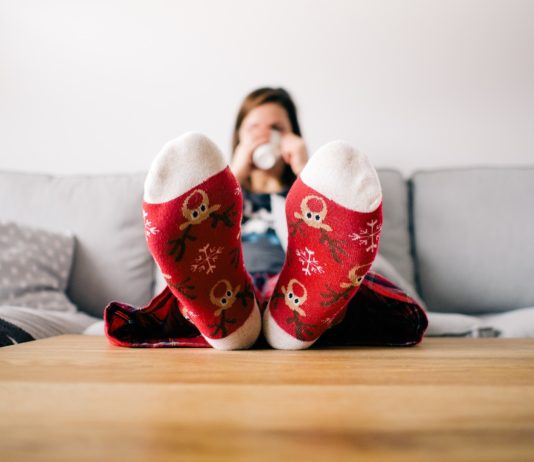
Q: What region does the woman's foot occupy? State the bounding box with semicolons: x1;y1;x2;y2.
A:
143;133;261;350
263;141;383;349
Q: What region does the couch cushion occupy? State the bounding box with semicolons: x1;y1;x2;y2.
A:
412;167;534;314
0;220;76;312
376;169;415;287
0;171;154;318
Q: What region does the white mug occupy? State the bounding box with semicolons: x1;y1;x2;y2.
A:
252;130;281;170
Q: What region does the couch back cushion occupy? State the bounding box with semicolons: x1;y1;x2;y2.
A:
0;171;154;318
0;169;414;317
376;169;415;287
411;168;534;314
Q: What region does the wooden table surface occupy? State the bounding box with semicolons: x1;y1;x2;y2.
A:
1;335;533;462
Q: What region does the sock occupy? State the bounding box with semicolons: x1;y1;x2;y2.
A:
263;140;383;349
143;132;261;350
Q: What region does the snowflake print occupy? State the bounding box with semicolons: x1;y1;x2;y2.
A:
296;247;325;276
349;219;381;253
143;211;160;238
190;244;224;275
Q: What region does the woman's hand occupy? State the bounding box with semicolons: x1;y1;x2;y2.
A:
280;133;309;176
230;132;270;184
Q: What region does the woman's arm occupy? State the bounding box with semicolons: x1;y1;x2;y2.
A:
280;133;309;176
230;133;270;184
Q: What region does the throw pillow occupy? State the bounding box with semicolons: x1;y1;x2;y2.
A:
0;220;76;311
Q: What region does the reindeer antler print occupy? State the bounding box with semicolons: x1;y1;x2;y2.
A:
286;311;318;340
170;276;197;300
320;285;353;307
269;288;284;311
236;281;255;307
208;310;237;338
320;264;369;307
209;203;237;229
229;247;240;269
289;218;305;237
319;228;347;263
168;224;197;262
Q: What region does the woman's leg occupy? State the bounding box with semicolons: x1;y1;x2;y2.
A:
315;272;428;347
142;133;261;350
263;141;382;349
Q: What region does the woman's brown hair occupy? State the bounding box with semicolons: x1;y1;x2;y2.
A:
232;87;302;187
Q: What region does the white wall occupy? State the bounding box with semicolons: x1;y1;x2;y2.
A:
1;0;533;176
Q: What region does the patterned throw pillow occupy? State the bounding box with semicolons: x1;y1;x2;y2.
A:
0;221;77;311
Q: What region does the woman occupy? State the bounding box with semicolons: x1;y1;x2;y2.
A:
104;87;427;350
230;88;308;292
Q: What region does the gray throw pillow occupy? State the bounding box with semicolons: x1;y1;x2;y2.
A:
0;221;77;312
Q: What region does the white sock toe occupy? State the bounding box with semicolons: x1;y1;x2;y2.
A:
300;140;382;213
144;132;227;204
263;308;315;350
208;302;261;350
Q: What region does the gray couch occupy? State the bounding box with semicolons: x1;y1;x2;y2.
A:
1;166;533;342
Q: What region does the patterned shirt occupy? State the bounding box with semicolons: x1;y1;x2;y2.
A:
241;189;288;274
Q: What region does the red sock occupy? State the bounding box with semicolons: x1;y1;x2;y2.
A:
143;133;261;350
263;141;382;349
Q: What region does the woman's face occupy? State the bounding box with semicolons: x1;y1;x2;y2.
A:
238;102;292;143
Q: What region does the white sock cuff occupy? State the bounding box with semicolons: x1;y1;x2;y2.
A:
300;140;382;213
144;132;227;204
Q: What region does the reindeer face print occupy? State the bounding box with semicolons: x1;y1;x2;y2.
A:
209;279;241;316
294;195;332;232
180;189;221;230
281;279;308;316
340;265;368;289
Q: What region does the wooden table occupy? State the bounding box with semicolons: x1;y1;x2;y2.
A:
1;336;533;461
